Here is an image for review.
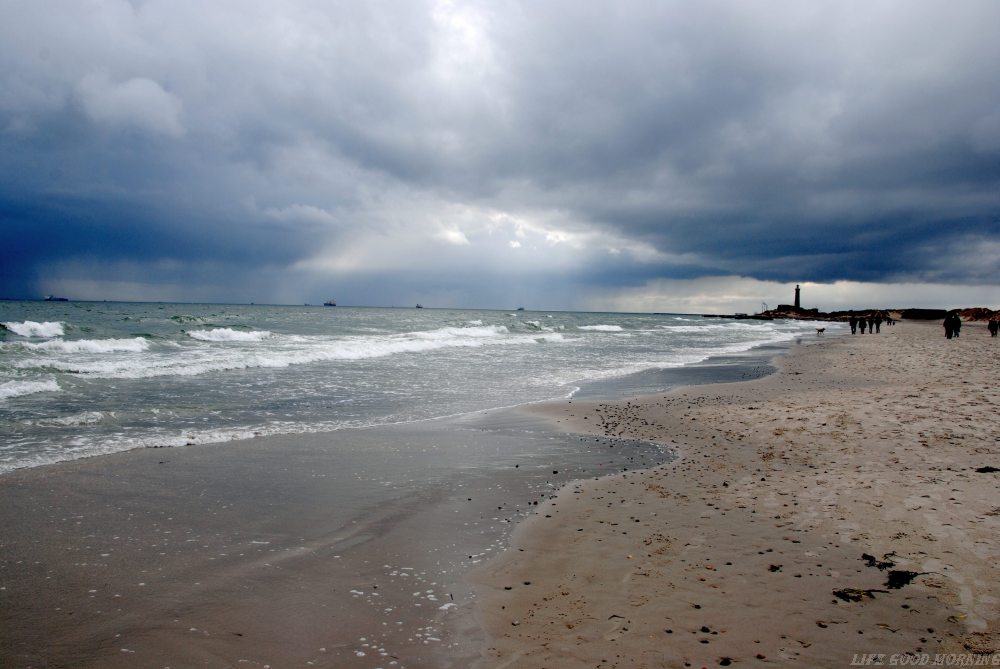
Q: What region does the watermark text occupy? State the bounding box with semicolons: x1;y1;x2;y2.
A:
850;654;998;666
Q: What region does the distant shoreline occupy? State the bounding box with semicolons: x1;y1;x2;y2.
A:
703;305;999;322
4;296;996;321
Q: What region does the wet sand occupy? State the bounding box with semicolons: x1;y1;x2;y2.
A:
0;408;665;668
472;320;1000;667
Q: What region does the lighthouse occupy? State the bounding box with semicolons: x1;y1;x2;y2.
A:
794;284;801;309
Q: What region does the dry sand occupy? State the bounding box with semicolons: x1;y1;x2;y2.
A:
471;320;1000;667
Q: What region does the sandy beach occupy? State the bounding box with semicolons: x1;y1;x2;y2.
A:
472;320;1000;667
2;318;998;668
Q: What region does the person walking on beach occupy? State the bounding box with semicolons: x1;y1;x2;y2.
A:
859;317;867;334
874;315;882;333
944;312;961;339
849;313;858;334
989;318;999;337
867;316;875;333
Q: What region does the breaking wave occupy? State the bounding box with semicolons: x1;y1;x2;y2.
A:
578;324;624;331
9;323;563;380
23;337;150;354
187;328;275;342
3;321;65;338
0;379;60;400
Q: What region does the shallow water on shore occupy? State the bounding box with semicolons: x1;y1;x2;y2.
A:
0;408;668;668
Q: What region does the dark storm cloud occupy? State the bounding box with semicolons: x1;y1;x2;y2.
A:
1;0;998;308
477;2;1000;259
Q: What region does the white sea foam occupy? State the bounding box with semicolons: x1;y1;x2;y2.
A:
413;325;508;340
3;321;65;338
187;328;274;342
578;325;624;331
29;411;109;427
0;379;60;400
326;325;523;360
659;322;787;335
0;417;383;473
24;337;150;354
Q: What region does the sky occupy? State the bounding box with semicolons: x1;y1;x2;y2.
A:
2;0;999;313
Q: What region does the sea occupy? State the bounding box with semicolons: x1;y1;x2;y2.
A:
0;300;837;475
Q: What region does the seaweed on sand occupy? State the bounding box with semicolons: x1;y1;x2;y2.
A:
833;588;889;602
861;552;897;570
885;570;925;589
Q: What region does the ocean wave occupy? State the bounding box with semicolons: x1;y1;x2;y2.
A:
659;322;778;334
23;337;151;354
325;325;520;360
3;321;65;338
0;418;377;474
557;324;828;385
28;411;110;427
9;324;558;380
187;328;274;342
412;325;508;340
0;379;60;400
578;325;624;331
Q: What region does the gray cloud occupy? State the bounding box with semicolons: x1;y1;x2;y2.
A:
1;0;998;309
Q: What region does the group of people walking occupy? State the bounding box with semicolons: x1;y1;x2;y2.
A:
845;310;997;338
848;312;891;334
943;313;1000;338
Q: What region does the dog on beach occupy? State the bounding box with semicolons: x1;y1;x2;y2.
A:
816;328;825;335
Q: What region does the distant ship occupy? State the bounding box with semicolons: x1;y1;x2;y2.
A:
323;298;337;307
44;295;68;302
415;303;424;309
